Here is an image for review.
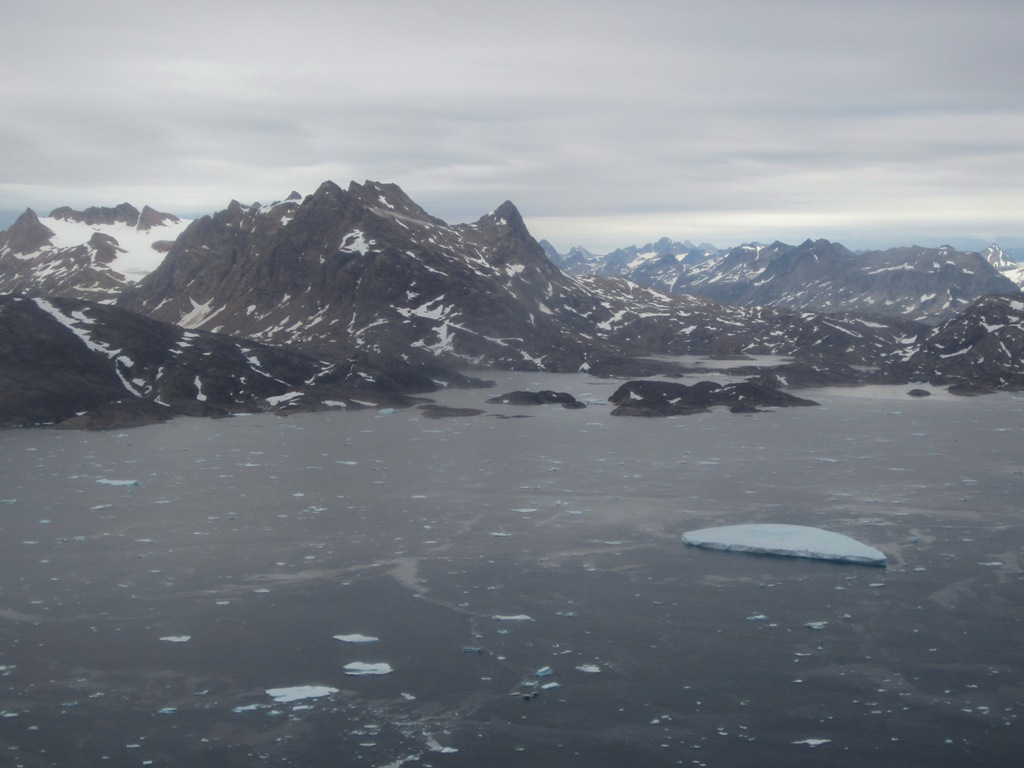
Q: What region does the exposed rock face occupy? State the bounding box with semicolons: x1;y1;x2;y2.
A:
607;379;819;416
0;295;488;428
0;209;54;254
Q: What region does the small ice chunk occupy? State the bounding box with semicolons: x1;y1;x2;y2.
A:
159;636;191;643
576;664;601;673
792;739;831;747
96;479;140;487
536;666;553;677
805;621;828;630
333;634;379;643
265;686;338;702
344;662;393;676
682;524;886;566
492;615;533;622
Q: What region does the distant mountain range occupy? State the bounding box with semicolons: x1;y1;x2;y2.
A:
543;238;1024;324
3;181;1024;427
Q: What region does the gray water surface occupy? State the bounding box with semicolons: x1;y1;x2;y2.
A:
1;373;1022;767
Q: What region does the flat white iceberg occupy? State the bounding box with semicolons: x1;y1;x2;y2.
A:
159;635;191;643
344;662;393;676
682;524;886;566
265;685;338;703
333;634;379;643
792;738;831;747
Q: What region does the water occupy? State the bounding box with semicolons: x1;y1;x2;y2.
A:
1;372;1022;767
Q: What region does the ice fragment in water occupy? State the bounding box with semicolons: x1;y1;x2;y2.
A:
682;524;886;566
159;636;191;643
344;662;393;676
265;686;338;702
333;634;379;643
96;479;140;487
492;615;533;622
576;664;601;673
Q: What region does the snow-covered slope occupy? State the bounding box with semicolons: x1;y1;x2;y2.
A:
0;204;190;300
983;244;1024;289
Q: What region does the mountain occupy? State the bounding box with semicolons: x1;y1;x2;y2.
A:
548;238;1020;324
548;237;719;283
117;181;659;373
0;294;488;428
5;179;1024;432
983;244;1024;288
115;181;928;374
902;292;1024;392
0;203;190;299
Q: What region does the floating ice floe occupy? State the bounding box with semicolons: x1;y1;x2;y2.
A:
159;635;191;643
266;686;338;703
95;479;140;487
344;662;393;676
333;634;379;643
682;524;886;566
492;614;533;622
792;738;831;747
576;664;601;673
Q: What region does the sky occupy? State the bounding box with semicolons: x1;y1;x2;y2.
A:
2;0;1023;253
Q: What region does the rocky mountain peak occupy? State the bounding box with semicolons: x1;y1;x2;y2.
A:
475;200;530;241
0;208;53;255
50;202;141;227
137;205;181;231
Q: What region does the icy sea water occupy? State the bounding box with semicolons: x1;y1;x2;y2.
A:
1;372;1023;767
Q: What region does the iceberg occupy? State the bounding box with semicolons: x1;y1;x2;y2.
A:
343;662;393;676
333;634;378;643
265;685;338;703
682;524;886;566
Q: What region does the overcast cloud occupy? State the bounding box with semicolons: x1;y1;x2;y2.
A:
2;0;1022;251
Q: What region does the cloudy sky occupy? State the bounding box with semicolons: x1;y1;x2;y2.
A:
3;0;1022;252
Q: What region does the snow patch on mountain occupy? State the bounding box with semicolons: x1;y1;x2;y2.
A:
39;214;190;281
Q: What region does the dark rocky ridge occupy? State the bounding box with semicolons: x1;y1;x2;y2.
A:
485;390;584;407
0;295;489;429
49;203;180;230
608;380;819;417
